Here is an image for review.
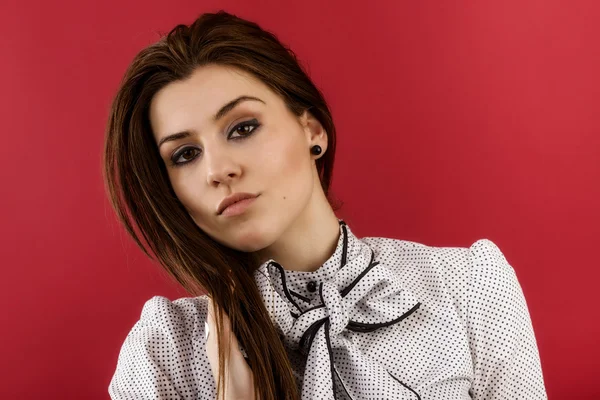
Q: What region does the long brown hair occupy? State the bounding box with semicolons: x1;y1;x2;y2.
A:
102;10;341;400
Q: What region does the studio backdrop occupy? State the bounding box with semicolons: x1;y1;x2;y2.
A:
1;1;598;398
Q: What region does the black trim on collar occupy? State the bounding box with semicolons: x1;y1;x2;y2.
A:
347;302;421;333
340;222;349;267
340;249;378;297
289;289;311;304
268;261;302;314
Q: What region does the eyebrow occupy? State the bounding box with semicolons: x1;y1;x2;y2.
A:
157;95;265;149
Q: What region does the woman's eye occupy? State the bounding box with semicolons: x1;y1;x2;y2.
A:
170;148;200;167
169;119;261;168
228;119;260;139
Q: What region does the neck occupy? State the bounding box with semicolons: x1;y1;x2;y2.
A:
255;195;341;273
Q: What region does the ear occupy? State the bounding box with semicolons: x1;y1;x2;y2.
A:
300;109;328;150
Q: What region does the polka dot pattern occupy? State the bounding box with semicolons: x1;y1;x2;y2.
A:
108;219;547;399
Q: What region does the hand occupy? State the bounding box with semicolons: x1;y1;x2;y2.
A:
205;297;256;400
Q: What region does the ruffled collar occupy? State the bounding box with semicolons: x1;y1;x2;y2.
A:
256;218;361;312
252;219;422;399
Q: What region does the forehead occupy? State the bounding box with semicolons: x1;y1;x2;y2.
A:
149;65;274;140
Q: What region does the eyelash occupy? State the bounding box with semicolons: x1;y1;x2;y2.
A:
169;119;261;168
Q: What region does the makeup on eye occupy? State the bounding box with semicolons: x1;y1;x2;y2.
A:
168;118;262;168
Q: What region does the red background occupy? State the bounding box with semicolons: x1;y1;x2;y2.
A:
1;1;598;398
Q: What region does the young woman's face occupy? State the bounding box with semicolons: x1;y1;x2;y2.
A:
149;64;327;252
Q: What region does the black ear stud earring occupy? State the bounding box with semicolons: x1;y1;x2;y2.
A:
310;145;322;155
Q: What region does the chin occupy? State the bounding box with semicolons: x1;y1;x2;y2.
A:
225;216;276;253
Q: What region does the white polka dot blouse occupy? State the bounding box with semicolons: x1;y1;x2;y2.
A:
108;219;547;399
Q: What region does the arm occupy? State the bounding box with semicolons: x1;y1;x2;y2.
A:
466;239;547;399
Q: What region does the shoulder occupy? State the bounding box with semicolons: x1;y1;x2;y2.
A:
364;233;534;330
123;294;210;356
465;238;516;279
129;294;210;346
138;294;209;330
108;294;213;399
361;235;511;284
361;236;513;322
362;235;505;271
462;238;532;334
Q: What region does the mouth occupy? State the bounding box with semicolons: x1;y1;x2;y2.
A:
219;196;258;217
217;192;260;216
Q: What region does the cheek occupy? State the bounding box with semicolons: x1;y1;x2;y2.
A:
261;132;313;199
168;172;210;219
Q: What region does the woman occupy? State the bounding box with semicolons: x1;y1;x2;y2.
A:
105;10;547;400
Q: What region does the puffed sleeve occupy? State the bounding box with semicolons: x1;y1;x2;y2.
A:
466;239;547;399
108;295;216;399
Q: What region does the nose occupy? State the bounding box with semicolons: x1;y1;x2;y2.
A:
204;146;242;186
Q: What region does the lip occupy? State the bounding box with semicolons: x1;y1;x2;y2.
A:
217;192;259;215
